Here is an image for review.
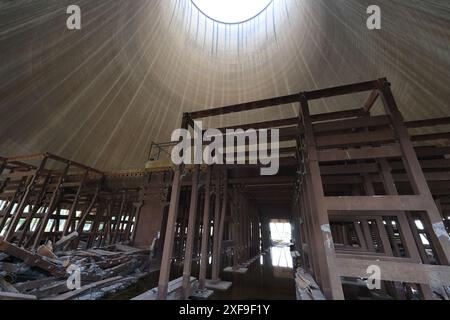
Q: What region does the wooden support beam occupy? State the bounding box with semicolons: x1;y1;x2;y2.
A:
5;156;48;241
363;90;380;113
62;170;88;237
72;184;100;248
17;173;51;247
304;80;378;100
336;257;450;287
156;168;183;300
326;195;432;212
0;237;66;277
189;94;301;119
198;166;212;290
299;95;344;300
46;276;123;300
111;193;126;245
182;165;200;299
0;292;37;300
318;145;402;162
211;170;222;281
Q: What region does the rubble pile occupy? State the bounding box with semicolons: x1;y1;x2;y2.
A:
0;236;150;300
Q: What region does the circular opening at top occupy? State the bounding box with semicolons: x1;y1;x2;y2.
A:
191;0;273;24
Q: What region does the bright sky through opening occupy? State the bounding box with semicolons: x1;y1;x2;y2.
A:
192;0;273;24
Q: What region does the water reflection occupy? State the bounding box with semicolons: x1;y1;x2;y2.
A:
213;248;296;300
107;247;296;300
270;246;293;268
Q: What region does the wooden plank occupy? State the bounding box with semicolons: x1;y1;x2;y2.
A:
314;115;390;133
189;94;300;119
53;231;78;252
326;195;431;212
363;90;380;113
318;145;402;162
104;260;137;277
114;244;145;254
0;262;20;273
15;277;57;292
33;281;71;299
0;292;38;300
46;276;123;300
0;277;19;293
133;276;197;300
406;117;450;129
316;129;395;148
304;80;378;100
0;237;66;277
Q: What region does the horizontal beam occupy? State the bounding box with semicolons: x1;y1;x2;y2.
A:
317;145;402;162
326;195;431;211
304;80;379;100
4;153;103;175
406;116;450;129
316;129;395;148
189;79;380;119
412;132;450;142
336;257;450;286
189;94;301;119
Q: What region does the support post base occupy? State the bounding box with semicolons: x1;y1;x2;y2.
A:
223;266;248;274
205;279;233;291
190;289;214;300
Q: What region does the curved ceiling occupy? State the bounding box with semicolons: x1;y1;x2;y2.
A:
191;0;274;24
0;0;449;170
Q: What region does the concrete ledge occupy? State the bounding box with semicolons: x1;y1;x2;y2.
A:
132;276;197;300
223;266;248;274
190;288;214;300
205;279;233;291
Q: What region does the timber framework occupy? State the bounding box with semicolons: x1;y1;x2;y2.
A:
1;78;450;300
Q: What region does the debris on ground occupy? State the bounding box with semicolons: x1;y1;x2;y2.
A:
0;236;151;300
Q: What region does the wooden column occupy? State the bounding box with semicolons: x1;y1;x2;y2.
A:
217;170;228;268
182;165;200;299
232;188;240;269
211;172;226;281
156;167;183;300
300;95;344;300
198;166;212;290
